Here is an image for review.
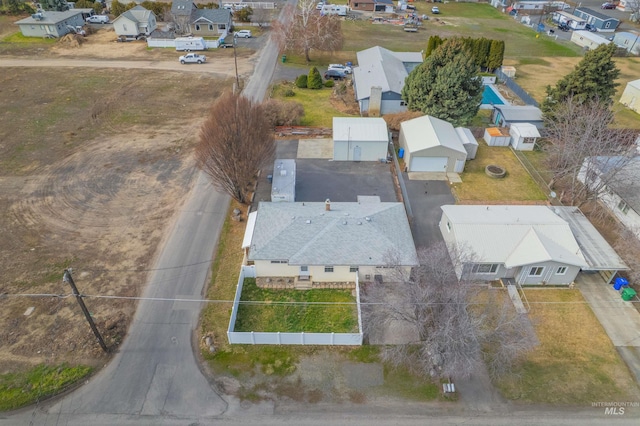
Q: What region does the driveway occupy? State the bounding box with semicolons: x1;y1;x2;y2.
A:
578;273;640;383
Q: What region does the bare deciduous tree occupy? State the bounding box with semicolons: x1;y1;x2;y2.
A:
362;243;537;380
272;0;343;63
195;92;275;204
542;97;637;206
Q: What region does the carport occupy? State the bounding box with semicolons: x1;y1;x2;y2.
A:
554;206;628;283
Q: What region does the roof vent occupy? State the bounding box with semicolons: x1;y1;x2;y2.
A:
357;221;362;225
306;219;311;224
365;217;371;221
343;221;347;225
325;199;331;211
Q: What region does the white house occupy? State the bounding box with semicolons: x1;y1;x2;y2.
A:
552;10;587;30
509;123;540;151
399;115;468;173
620;79;640;113
112;6;157;38
15;10;85;38
332;117;389;162
613;31;640;56
352;46;423;116
244;197;418;288
578;156;640;240
441;205;594;285
571;30;610;50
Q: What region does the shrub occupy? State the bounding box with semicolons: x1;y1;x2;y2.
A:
262;99;304;127
324;80;335;88
307;67;323;90
284;89;295;97
295;74;308;88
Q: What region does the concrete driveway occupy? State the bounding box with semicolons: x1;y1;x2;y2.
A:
578;272;640;383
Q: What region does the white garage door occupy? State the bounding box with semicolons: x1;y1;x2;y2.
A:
410;156;448;172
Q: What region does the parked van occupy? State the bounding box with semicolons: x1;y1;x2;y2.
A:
175;36;206;51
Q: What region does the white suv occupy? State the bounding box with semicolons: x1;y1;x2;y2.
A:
86;15;109;24
234;30;252;38
328;63;352;74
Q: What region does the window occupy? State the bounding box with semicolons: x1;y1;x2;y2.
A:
618;200;629;214
471;264;499;274
605;22;611;28
123;23;128;31
300;266;308;271
195;24;201;31
446;221;451;232
529;266;544;277
400;101;406;106
350;266;359;273
270;260;287;264
523;137;536;144
325;266;334;273
556;266;567;275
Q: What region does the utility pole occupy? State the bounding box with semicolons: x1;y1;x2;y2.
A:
63;269;109;353
233;35;240;93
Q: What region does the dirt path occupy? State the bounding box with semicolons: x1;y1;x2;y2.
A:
0;57;253;78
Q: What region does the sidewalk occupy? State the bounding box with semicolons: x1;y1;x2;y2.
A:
577;273;640;383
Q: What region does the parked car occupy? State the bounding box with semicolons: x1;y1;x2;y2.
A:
234;30;252;38
324;69;346;80
86;15;109;24
179;53;207;64
601;2;616;9
558;22;570;31
431;6;440;14
316;2;324;10
585;23;597;32
328;63;352;74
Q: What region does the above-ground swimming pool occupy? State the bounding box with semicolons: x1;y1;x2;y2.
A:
482;85;504;105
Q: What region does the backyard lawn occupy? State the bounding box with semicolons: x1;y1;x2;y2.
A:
234;279;359;333
496;290;640;404
451;140;547;203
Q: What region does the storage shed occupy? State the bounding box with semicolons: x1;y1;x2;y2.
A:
455;127;478;160
484;127;511;147
620;79;640;114
333;117;389;162
399;115;468;173
509;123;540;151
271;159;296;202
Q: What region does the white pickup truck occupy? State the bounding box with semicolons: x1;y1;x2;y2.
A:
179;53;207;64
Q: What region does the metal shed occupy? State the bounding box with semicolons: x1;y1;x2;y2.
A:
332;117;390;162
455;127;478;160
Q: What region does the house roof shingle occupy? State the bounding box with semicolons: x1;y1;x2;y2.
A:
192;8;232;24
15;10;82;25
248;200;418;267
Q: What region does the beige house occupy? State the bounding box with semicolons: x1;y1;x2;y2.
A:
112;6;157;38
243;197;418;288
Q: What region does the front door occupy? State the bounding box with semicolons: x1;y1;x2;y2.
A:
353;146;361;162
300;265;309;280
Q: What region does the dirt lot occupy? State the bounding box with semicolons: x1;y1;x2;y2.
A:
0;28;242;374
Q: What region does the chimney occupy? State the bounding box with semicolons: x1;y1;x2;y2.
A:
325;199;331;211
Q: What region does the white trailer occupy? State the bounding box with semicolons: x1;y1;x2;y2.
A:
175;36;206;51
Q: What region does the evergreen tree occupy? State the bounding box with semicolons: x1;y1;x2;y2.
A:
307;67;323;89
425;35;443;57
478;38;492;69
402;38;483;126
110;0;125;16
542;43;620;118
487;40;505;72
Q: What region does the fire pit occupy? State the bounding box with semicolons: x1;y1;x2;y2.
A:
485;164;506;178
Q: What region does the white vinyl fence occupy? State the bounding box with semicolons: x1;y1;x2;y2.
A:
227;266;363;345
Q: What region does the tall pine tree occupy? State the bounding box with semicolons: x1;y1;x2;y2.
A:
402;38;483;126
486;40;505;72
541;43;620;118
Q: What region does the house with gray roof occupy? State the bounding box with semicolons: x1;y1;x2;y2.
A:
579;156;640;240
15;10;84;38
440;205;626;285
574;7;620;32
171;0;231;36
112;5;157;38
352;46;423;116
613;31;640;56
244;197;418;288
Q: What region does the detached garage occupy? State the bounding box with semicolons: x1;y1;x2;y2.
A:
333;117;390;161
399;115;468;173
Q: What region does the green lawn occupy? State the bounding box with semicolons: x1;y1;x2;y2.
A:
235;278;359;333
451;140;547;203
496;290;640;404
0;364;92;411
271;82;356;127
